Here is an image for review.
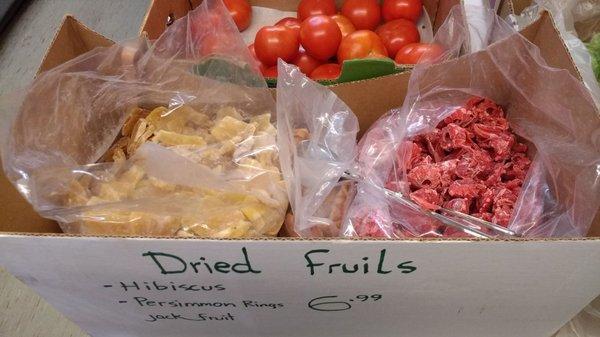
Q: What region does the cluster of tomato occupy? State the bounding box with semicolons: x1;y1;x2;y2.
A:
223;0;443;81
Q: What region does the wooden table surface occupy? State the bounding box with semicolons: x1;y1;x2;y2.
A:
0;1;598;337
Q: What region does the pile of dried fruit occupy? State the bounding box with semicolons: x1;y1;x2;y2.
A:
351;97;532;238
66;105;288;238
396;97;532;235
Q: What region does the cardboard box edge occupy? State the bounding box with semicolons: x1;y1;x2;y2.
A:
36;14;75;75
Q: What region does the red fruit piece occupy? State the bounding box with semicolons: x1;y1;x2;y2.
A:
505;153;531;180
468;97;505;118
410;188;442;210
423;129;444;162
455;149;493;179
484;163;505;187
407;163;442;189
493;188;517;209
443;107;476;127
448;179;485;198
438;159;458;188
489;133;516;161
492;207;512;227
513;142;528;153
444;198;471;213
440;123;472;151
476;188;495;214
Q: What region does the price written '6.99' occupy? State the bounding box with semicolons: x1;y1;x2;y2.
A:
308;294;383;312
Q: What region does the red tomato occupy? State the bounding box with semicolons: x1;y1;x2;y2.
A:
248;43;267;73
293;49;324;75
341;0;381;31
262;66;278;78
297;0;337;22
375;19;420;58
310;63;341;80
223;0;252;31
394;42;444;64
337;30;388;63
254;26;300;66
275;17;301;37
331;14;356;38
299;15;342;61
382;0;422;23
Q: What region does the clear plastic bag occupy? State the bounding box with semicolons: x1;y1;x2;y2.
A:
343;5;600;238
0;0;288;238
276;61;359;237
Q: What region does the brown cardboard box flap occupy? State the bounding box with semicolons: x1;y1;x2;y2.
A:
38;16;113;74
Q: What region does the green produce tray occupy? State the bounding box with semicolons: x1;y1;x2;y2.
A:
266;58;410;87
193;57;411;87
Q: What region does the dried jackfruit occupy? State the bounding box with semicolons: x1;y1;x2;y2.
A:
65;104;288;238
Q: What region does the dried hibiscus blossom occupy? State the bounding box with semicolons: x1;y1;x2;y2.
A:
387;97;532;236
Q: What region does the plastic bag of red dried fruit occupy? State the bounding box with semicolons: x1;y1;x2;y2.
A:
343;5;600;238
1;0;287;238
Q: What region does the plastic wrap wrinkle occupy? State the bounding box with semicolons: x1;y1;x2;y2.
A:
0;0;287;238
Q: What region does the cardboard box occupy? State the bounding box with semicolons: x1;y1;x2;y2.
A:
1;9;599;337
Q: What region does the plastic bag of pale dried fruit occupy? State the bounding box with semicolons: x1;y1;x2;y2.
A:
276;61;359;237
343;5;600;238
0;0;287;238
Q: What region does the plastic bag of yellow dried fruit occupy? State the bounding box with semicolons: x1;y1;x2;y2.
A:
0;0;287;238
